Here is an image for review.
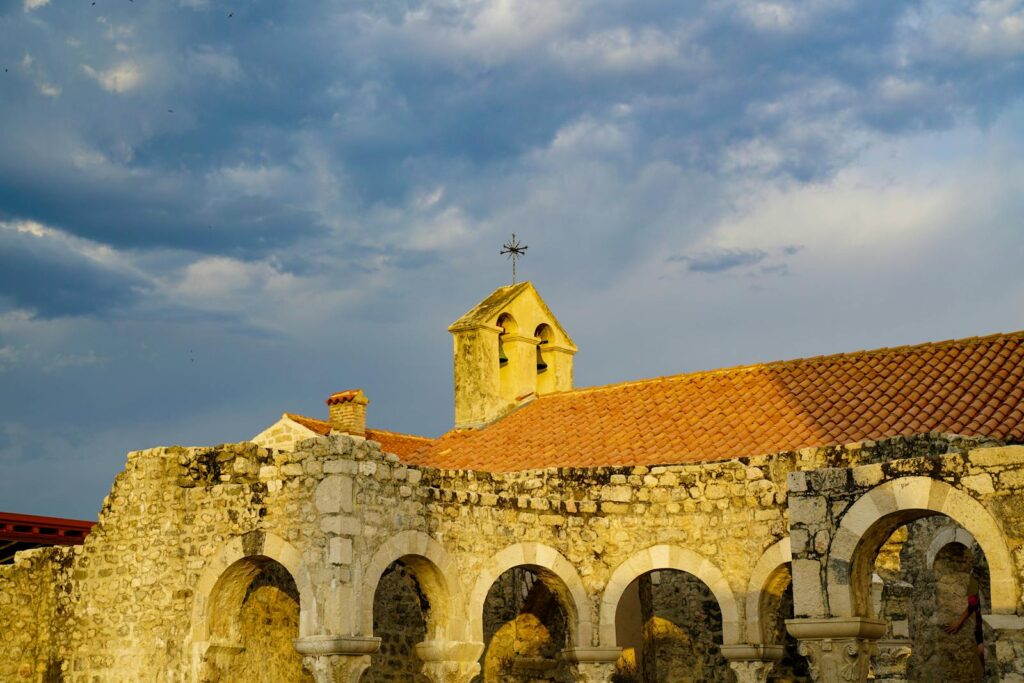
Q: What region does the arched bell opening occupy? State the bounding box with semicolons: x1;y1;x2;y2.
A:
202;556;311;683
475;565;574;683
497;314;517;368
534;324;555;394
612;569;729;683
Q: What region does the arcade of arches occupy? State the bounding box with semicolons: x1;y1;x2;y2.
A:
3;433;1024;682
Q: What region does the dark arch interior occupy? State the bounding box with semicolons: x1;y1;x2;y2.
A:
759;566;811;682
612;570;729;683
871;516;994;682
362;560;431;683
205;557;310;683
475;566;573;683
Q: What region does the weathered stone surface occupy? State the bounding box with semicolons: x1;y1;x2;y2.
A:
1;434;1023;682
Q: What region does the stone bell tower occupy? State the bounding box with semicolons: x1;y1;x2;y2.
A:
449;282;577;428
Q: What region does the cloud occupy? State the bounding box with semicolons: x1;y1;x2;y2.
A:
1;0;1024;518
82;62;143;93
670;248;769;273
23;0;49;11
0;220;150;318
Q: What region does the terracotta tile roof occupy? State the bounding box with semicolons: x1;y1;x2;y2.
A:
283;413;433;458
285;413;332;436
326;389;368;406
364;428;435;458
405;331;1024;471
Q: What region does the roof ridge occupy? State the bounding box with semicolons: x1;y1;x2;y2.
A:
553;329;1024;399
285;413;434;442
366;427;435;442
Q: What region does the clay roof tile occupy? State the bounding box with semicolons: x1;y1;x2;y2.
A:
404;330;1024;471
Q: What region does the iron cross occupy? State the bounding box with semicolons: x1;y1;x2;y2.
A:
500;233;528;284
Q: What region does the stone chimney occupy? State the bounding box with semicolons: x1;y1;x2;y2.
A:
326;389;369;436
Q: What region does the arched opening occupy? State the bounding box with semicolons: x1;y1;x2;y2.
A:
870;517;994;681
497;313;517;368
756;565;811;681
202;556;311;683
475;566;574;683
534;323;554;393
362;559;432;683
612;569;729;683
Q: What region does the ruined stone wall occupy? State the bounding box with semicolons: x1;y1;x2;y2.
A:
0;431;1019;682
46;441;344;682
232;561;311;682
788;443;1024;680
0;545;73;682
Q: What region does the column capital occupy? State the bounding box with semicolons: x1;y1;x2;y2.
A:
294;636;381;683
871;639;912;682
786;617;885;683
721;644;784;683
415;640;485;683
720;644;785;662
561;647;621;683
293;635;381;656
785;616;886;640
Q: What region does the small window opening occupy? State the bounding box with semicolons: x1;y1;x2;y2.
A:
535;324;553;373
497;313;517;367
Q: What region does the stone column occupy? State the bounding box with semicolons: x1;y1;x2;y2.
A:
983;614;1024;681
870;639;912;682
786;617;886;683
294;635;381;683
415;640;485;683
561;647;621;683
720;644;784;683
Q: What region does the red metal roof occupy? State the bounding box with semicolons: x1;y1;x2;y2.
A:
0;511;94;563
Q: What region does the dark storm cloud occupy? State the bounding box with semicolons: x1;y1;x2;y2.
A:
0;222;148;318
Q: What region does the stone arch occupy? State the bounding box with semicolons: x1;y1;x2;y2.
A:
189;531;316;680
359;530;462;641
745;538;792;644
599;545;741;647
468;542;592;648
925;526;978;569
827;476;1018;618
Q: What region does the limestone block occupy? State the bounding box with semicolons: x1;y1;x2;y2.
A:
852;463;883;488
316;475;354;514
1000;468;1024;488
969;446;1024;467
329;537;353;565
961;473;995;495
791;560;825;617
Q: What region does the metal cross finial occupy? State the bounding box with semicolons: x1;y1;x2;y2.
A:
500;233;528;284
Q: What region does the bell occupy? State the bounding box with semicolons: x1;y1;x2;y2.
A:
536;345;548;372
499;339;508;366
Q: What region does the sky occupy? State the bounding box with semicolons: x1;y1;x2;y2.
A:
1;0;1023;519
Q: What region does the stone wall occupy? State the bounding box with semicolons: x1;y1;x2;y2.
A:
787;442;1024;680
0;545;73;682
1;432;1023;682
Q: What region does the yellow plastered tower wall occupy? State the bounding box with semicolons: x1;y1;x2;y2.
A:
449;282;577;428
